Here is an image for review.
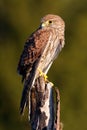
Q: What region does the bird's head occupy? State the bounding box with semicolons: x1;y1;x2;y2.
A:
40;14;65;30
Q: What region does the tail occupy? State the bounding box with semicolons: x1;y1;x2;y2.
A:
20;62;38;115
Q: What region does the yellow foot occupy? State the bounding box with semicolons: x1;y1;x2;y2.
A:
38;68;48;81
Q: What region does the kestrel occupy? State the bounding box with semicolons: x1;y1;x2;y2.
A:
17;14;65;114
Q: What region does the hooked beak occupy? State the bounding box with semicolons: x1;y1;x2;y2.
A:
41;21;49;28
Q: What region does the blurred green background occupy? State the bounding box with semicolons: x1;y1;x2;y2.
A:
0;0;87;130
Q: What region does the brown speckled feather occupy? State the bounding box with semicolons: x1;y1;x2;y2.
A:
17;29;51;114
17;29;50;80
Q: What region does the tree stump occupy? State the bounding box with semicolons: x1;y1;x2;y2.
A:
29;76;62;130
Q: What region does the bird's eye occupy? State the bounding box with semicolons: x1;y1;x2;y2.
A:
49;20;52;24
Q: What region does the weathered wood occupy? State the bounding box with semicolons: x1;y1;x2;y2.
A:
29;76;54;130
55;89;60;130
29;76;61;130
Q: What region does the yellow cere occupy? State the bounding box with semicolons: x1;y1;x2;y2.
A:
41;20;52;27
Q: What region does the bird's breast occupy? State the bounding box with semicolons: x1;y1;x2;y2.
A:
36;30;60;75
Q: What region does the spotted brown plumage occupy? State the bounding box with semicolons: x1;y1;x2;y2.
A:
17;14;65;114
17;29;50;81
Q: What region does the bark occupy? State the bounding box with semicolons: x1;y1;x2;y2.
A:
29;76;62;130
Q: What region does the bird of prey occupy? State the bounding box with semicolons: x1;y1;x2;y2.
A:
17;14;65;115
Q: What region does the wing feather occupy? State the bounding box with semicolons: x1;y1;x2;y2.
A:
17;29;50;114
17;29;50;80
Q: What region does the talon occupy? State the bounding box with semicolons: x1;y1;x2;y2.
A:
38;68;48;81
38;68;43;76
44;74;48;81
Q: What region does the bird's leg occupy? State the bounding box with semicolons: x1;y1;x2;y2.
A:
38;68;48;81
38;68;54;87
